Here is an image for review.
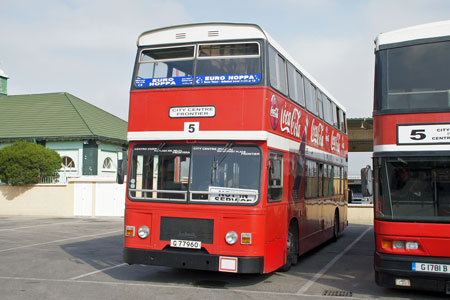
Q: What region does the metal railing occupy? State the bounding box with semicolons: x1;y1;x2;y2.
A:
129;188;259;204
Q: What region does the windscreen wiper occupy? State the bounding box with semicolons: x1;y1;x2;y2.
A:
211;142;234;185
157;142;167;151
216;142;234;167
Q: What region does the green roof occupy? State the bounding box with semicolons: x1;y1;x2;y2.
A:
0;93;127;144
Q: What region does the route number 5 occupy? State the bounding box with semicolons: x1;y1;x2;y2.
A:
184;122;199;134
410;129;426;140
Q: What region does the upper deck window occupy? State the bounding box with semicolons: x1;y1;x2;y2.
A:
375;40;450;113
198;43;259;57
141;46;195;61
135;46;195;88
195;42;261;85
268;46;287;95
304;79;317;115
287;63;305;107
134;42;262;89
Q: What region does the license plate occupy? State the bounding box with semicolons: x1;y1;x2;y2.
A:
170;239;201;249
412;262;450;274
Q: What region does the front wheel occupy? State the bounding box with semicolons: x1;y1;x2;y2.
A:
278;223;299;272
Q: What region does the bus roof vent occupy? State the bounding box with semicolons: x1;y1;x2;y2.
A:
208;30;220;37
175;32;187;39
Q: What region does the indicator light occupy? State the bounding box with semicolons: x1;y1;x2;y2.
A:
382;240;392;249
125;226;135;237
241;233;252;245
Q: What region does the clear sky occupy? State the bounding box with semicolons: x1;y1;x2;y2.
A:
2;0;450;175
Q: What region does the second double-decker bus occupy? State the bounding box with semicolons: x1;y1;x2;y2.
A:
121;23;348;274
372;20;450;293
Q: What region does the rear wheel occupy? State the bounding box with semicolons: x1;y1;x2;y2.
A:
332;211;339;242
278;223;299;272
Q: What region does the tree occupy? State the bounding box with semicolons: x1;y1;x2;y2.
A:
0;141;62;186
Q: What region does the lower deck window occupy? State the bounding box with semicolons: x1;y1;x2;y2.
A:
375;156;450;222
128;144;261;204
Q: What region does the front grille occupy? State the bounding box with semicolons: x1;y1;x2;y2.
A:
160;217;214;244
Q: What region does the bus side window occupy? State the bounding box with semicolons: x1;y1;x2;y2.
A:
305;79;317;115
331;102;338;128
323;164;329;197
340;110;347;133
268;46;287;95
317;91;324;120
268;151;283;202
305;160;318;198
318;163;324;197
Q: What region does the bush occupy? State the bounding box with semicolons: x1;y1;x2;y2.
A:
0;141;62;186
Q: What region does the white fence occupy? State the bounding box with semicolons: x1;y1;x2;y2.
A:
0;177;126;217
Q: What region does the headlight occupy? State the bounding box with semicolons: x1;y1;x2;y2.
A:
393;240;405;249
406;241;419;250
138;226;150;239
225;231;238;245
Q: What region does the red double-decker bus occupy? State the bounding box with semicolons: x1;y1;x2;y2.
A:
121;23;348;273
372;21;450;292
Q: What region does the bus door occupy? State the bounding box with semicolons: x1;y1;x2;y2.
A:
265;151;287;268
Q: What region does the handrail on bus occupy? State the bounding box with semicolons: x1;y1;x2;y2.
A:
128;188;259;203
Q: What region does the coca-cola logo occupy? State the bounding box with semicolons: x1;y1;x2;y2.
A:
270;95;279;130
331;131;341;154
310;118;325;147
281;105;301;138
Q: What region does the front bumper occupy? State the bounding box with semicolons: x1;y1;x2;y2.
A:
124;247;264;273
375;251;450;294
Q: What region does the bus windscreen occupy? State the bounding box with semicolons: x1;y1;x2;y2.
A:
375;40;450;112
374;156;450;222
128;144;261;204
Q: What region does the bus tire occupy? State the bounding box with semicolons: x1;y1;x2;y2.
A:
332;210;339;242
278;222;299;272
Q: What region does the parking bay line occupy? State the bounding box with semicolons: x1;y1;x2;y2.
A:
0;275;376;300
296;226;373;295
70;263;128;280
0;230;122;253
0;220;86;232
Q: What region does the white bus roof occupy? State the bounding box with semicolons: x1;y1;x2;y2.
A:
137;22;345;112
375;20;450;50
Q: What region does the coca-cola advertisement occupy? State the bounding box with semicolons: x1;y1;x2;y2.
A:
270;95;279;130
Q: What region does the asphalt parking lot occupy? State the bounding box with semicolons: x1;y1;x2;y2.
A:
0;216;446;300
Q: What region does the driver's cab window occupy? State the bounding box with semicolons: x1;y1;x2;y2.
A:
268;151;283;202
